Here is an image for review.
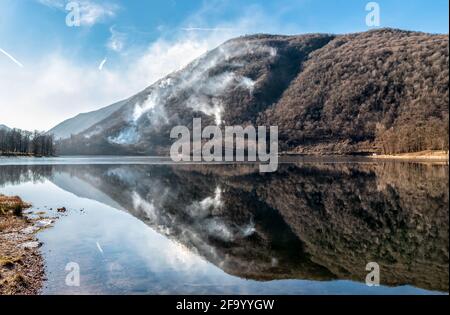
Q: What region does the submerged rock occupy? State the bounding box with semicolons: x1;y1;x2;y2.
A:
21;226;39;235
35;219;54;228
19;241;42;249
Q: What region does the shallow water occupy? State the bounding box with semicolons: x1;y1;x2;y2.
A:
0;158;448;295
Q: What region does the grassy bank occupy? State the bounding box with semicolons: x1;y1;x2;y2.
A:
369;150;449;161
0;195;46;295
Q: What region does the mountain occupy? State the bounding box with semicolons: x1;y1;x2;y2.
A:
47;99;128;140
0;124;10;131
57;29;449;156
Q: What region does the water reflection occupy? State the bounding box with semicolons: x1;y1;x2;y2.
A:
0;161;448;294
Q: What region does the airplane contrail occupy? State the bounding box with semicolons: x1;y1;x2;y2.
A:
0;48;24;68
98;58;107;71
96;241;104;255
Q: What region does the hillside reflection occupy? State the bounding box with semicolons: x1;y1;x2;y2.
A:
0;161;448;292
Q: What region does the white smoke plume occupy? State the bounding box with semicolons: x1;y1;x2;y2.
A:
131;41;277;126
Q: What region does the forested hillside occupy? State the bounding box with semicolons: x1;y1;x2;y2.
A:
261;29;449;154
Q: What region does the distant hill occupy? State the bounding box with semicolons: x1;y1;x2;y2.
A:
0;124;10;131
57;29;449;156
47;99;128;140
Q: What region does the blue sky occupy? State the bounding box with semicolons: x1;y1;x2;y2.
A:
2;0;448;62
0;0;449;130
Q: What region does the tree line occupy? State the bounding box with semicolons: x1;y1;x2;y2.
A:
0;128;55;156
376;116;449;155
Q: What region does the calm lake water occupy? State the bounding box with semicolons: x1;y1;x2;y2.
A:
0;157;448;295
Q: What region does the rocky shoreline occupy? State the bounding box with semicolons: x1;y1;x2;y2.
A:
0;195;56;295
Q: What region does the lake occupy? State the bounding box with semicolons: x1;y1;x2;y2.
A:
0;156;448;295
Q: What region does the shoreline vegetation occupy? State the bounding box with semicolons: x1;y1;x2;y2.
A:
368;150;449;161
1;150;449;161
0;194;56;295
0;128;55;157
0;152;56;157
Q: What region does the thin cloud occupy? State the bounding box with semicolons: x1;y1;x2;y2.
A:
37;0;65;9
37;0;119;26
78;1;118;26
181;27;235;32
107;26;126;52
